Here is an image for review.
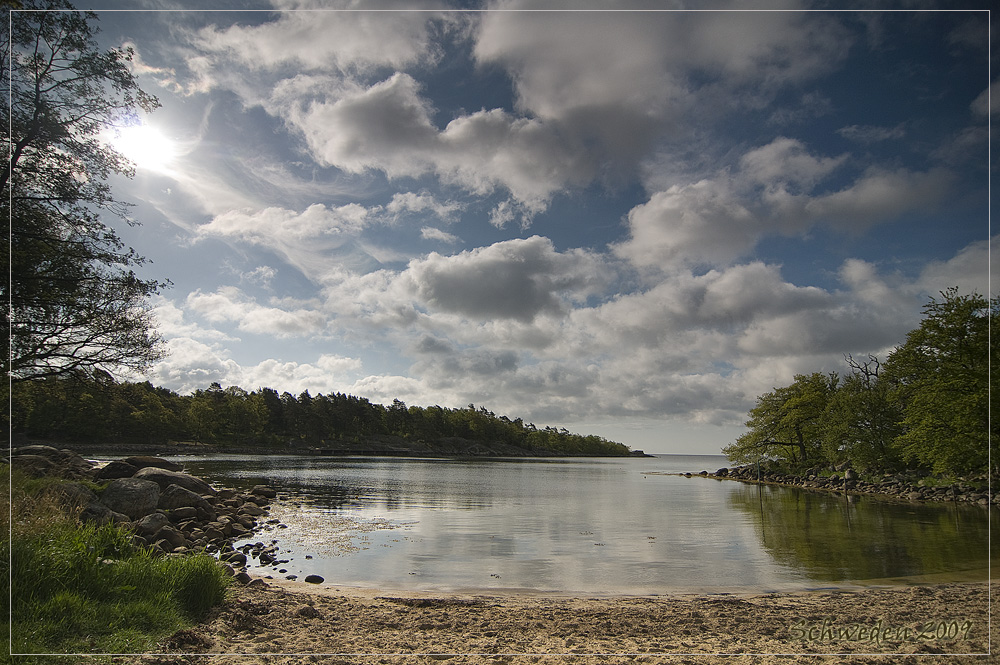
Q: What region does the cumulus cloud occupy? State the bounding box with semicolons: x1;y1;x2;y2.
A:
148;337;362;396
406;236;613;323
197;203;374;279
192;4;445;74
186;286;327;337
970;82;996;117
616;139;953;270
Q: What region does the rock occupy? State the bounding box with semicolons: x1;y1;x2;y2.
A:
220;551;247;566
247;578;268;589
134;512;171;538
122;456;183;472
844;468;857;481
159;484;212;511
239;502;266;516
169;506;199;521
101;478;161;520
203;527;226;543
49;481;98;509
80;501;130;526
94;460;139;481
134;467;216;496
11;455;56;477
907;491;924;501
157;526;187;550
251;485;277;499
304;574;324;584
714;467;729;477
295;604;320;618
234;571;252;585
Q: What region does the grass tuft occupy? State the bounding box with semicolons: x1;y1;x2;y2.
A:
3;465;231;656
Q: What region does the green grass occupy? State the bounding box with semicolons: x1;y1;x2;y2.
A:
2;466;230;660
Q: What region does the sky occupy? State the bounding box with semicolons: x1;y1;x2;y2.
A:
76;2;993;454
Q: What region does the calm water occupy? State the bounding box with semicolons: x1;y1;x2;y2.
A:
168;454;994;594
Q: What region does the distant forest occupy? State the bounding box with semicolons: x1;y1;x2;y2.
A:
9;376;632;457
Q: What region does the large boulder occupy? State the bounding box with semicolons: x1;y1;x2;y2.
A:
95;460;139;481
100;477;161;520
122;456;183;472
80;501;130;526
133;467;215;496
11;445;94;479
158;483;213;511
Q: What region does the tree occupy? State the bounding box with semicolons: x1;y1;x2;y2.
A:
883;288;995;475
3;0;167;381
723;372;839;466
821;354;903;472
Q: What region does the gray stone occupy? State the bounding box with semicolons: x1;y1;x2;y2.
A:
295;604;320;618
907;491;924;501
159;483;212;510
50;481;98;509
221;551;247;566
101;478;161;520
12;455;56;477
134;512;171;537
251;485;277;498
80;501;130;526
95;460;139;480
239;502;266;516
304;574;324;584
247;578;268;589
134;467;215;496
154;526;187;549
122;456;183;472
169;506;199;521
234;572;252;585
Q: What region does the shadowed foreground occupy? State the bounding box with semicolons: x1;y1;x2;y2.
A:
111;581;990;665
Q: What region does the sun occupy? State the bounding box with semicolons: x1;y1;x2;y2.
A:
111;124;178;172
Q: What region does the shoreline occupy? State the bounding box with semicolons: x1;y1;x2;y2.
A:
112;579;991;664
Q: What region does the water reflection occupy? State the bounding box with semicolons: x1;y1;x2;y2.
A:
169;454;993;593
728;483;993;583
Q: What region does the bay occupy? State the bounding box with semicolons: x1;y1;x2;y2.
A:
170;453;994;595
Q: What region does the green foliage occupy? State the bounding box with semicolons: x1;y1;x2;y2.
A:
820;355;903;472
5;468;230;655
728;289;994;477
883;288;994;475
2;0;166;381
723;372;838;465
10;376;631;455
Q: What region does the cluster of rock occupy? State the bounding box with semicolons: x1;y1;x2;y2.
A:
9;444;322;585
695;463;995;506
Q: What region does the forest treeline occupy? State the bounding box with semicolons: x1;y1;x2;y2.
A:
9;378;632;457
723;288;996;478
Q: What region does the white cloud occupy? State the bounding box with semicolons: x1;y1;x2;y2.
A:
193;5;445;74
197;203;374;279
617;140;954;271
148;339;362;396
405;236;613;323
970;82;996;117
186;286;327;337
804;167;953;232
836;123;906;143
386;192;463;222
420;227;460;244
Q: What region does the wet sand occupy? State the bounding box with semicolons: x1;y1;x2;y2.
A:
113;578;992;664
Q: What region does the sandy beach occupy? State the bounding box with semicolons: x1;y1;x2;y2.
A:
109;578;992;665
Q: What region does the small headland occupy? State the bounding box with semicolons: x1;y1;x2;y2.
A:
678;462;995;507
